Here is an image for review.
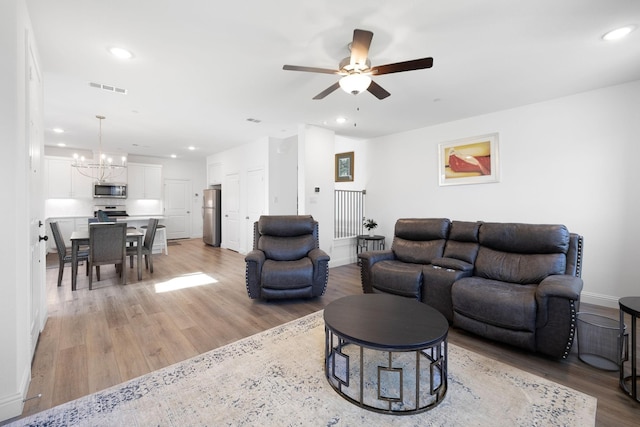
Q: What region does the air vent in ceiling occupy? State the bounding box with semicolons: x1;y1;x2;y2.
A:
89;81;128;95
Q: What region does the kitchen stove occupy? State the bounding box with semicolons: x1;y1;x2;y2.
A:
93;204;129;219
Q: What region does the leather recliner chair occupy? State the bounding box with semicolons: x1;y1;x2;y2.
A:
245;215;330;300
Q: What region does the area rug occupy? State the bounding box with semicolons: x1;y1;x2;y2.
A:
13;311;596;426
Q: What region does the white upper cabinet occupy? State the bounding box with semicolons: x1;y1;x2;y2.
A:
45;157;92;198
128;163;163;199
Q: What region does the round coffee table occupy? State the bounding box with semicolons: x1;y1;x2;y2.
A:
619;296;640;402
324;294;449;414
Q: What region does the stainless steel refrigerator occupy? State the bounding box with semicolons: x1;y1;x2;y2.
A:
203;188;221;246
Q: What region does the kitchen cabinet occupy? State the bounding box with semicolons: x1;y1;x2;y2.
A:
128;163;163;199
45;157;93;198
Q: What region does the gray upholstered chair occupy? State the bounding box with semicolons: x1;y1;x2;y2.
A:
88;222;127;290
127;218;159;273
245;215;330;300
50;221;89;287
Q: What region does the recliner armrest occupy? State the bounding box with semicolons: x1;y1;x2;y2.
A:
245;250;266;299
535;274;583;326
431;257;474;272
308;248;330;265
359;250;396;293
308;248;330;296
536;275;583;301
359;249;395;265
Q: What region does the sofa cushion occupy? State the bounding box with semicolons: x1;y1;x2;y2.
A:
261;258;312;289
392;239;446;264
258;215;315;237
258;235;316;261
479;223;570;254
475;248;566;284
442;221;480;263
371;260;423;299
452;277;538;332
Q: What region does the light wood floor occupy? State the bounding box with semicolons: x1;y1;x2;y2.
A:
12;239;639;425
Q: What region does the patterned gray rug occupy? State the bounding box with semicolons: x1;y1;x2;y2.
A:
13;311;596;426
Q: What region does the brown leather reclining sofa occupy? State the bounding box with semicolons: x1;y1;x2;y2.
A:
359;218;584;359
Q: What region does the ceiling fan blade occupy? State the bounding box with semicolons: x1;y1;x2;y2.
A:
283;65;339;75
350;29;374;66
371;57;434;75
313;82;341;100
367;80;391;100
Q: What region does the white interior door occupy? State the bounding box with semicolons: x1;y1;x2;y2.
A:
27;35;46;358
246;168;265;251
224;173;240;252
164;179;191;239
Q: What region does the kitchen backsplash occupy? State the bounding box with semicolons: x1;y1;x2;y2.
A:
46;198;163;218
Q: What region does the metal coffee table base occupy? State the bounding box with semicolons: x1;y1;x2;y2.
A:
325;327;448;414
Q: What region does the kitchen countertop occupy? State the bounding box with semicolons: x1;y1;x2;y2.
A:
46;215;165;221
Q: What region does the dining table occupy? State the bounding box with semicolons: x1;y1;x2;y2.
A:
70;228;144;291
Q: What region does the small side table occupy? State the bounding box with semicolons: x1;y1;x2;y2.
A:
356;235;385;264
619;296;640;403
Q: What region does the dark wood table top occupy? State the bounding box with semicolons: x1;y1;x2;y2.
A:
620;297;640;316
324;294;448;351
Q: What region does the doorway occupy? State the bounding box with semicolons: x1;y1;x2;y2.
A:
164;179;192;239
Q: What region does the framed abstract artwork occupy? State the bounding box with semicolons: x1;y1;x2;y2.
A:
335;151;354;182
438;133;499;186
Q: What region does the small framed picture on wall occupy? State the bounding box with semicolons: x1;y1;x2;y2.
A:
335;151;354;182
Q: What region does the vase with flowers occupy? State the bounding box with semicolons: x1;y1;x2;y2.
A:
363;218;378;237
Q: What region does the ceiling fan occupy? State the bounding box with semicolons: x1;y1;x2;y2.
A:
283;29;433;100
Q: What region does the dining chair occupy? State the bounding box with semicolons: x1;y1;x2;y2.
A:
127;218;159;273
96;210;111;222
50;222;89;287
88;222;127;290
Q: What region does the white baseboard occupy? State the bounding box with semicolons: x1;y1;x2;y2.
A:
0;365;29;423
580;291;620;309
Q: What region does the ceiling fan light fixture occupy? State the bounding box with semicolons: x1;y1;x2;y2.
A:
339;73;372;95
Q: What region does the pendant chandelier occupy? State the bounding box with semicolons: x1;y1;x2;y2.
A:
71;115;127;183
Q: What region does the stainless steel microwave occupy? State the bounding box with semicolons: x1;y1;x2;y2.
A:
93;183;127;198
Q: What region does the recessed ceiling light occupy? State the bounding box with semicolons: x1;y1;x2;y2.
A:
336;117;347;124
602;25;636;41
53;128;64;133
57;143;66;147
188;146;196;151
109;47;133;59
170;154;177;158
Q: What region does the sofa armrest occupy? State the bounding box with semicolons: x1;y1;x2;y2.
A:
359;249;395;265
537;275;583;301
535;274;583;358
359;250;396;293
245;250;266;299
431;257;474;273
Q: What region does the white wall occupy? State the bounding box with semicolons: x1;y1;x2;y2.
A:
268;135;297;214
1;0;36;420
365;80;640;307
206;138;268;254
298;125;335;257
